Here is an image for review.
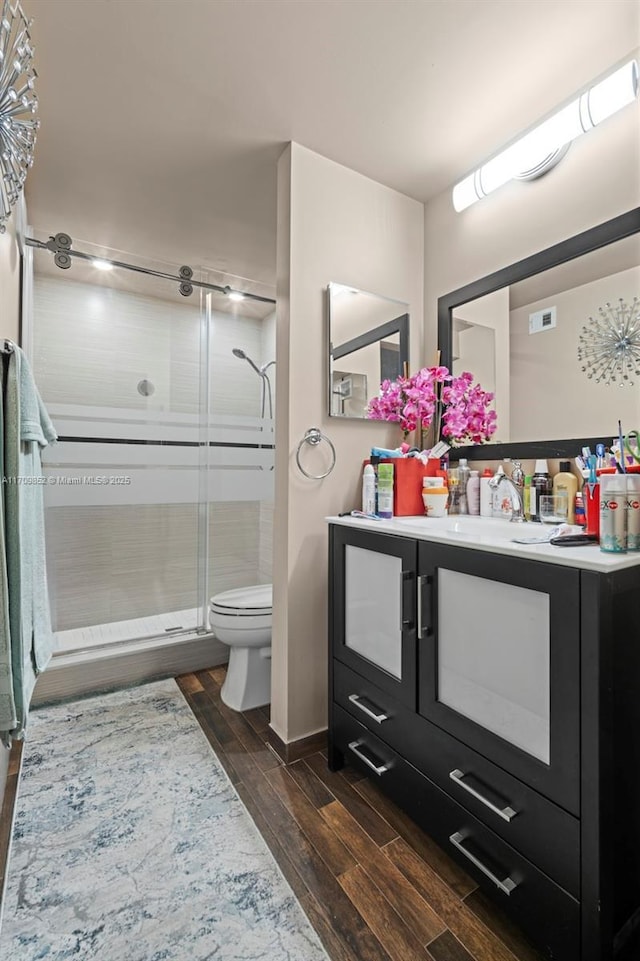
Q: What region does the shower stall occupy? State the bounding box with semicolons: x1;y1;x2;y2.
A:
23;234;276;701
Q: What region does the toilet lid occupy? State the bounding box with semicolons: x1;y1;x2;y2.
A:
210;584;272;615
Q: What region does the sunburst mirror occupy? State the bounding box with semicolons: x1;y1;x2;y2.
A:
0;0;38;234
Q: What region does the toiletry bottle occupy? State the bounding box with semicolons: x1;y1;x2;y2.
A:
626;474;640;551
574;491;586;528
467;470;480;515
362;463;376;515
422;476;448;517
377;463;394;519
480;468;493;517
370;454;381;513
531;459;552;522
599;474;627;553
553;460;578;524
523;475;533;521
447;468;460;515
458;458;470;514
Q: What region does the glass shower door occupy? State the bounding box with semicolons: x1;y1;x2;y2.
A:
28;240;208;653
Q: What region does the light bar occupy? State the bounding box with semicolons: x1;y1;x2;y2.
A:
453;59;639;212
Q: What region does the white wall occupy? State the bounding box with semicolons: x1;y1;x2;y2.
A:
510;265;640;441
273;143;424;743
0;213;20;343
424;98;640;362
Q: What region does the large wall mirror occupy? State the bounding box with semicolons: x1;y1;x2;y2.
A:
439;208;640;460
327;283;409;418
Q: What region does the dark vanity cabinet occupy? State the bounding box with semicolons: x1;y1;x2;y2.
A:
328;522;640;961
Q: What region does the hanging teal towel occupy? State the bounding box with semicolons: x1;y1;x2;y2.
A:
0;344;57;745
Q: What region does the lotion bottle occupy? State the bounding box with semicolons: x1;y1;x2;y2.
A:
553;460;578;524
377;463;394;519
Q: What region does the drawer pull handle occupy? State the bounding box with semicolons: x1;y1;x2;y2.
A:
449;769;517;822
348;740;390;776
449;832;517;896
348;694;389;724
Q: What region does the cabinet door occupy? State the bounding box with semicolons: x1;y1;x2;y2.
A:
330;526;417;707
417;542;580;814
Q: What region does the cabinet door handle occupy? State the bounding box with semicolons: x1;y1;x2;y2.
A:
348;694;389;724
449;832;517;896
449;769;517;822
348;740;390;776
417;574;432;638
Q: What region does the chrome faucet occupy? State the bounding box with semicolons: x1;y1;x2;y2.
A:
488;465;526;523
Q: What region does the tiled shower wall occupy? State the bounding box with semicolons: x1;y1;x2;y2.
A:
34;275;275;633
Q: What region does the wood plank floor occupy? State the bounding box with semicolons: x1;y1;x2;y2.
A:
177;667;546;961
0;670;546;961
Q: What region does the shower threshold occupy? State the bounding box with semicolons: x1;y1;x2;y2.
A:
54;607;204;656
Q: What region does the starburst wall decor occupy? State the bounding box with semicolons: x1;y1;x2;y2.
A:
0;0;38;233
578;296;640;386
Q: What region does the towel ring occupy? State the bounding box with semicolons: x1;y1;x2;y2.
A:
296;427;336;480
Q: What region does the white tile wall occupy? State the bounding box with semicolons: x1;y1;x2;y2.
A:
33;274;274;634
32;275;270;416
46;502;262;632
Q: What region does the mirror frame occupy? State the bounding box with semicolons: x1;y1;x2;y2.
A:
438;207;640;461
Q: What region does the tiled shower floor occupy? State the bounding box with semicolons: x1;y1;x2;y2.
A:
54;607;201;653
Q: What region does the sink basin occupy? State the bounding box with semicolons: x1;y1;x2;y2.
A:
394;515;545;541
446;516;537;537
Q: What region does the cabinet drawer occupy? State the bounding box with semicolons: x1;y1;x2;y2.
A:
332;704;580;961
334;661;580;898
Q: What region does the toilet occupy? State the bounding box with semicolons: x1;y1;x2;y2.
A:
208;584;272;711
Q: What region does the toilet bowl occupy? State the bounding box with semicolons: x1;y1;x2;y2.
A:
209;584;272;711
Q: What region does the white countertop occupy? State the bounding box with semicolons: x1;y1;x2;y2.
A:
327;514;640;573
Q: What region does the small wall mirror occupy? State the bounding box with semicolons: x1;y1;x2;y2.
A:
327;283;409;418
439;209;640;459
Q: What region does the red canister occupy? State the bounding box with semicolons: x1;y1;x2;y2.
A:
583;483;600;537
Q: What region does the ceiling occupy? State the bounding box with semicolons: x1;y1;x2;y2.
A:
24;0;639;288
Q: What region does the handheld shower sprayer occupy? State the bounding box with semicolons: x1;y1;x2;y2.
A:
232;348;276;420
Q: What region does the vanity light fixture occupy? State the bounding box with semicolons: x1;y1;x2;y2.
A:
0;1;39;233
453;59;639;212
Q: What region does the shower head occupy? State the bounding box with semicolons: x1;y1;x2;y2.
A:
232;347;262;377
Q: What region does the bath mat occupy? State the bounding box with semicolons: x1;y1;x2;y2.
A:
0;679;329;961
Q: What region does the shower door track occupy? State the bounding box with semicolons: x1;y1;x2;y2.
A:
51;627;213;661
24;234;276;304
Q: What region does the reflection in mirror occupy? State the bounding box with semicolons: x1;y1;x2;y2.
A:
452;288;508;440
439;209;640;458
327;283;409;419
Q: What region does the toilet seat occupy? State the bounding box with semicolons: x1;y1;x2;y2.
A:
210;584;272;617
